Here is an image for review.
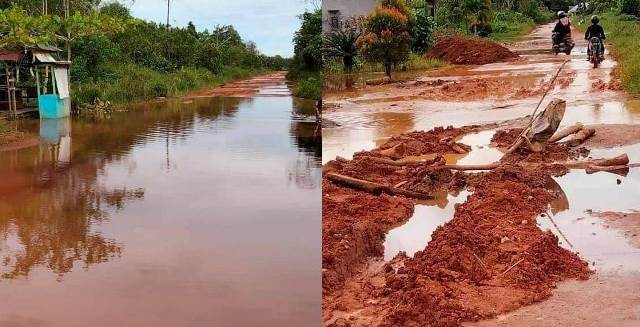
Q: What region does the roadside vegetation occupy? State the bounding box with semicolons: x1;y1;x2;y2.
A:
576;1;640;95
322;0;553;78
287;9;322;99
0;1;288;108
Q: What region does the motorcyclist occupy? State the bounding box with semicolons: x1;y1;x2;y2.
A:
585;15;606;59
552;11;571;46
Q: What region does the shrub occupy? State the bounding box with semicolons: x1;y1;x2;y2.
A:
358;0;413;78
293;76;322;99
413;8;434;52
621;0;640;16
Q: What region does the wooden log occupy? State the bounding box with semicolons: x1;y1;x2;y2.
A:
361;155;441;167
429;163;500;171
325;172;432;199
429;155;628;172
565;127;595;146
561;154;629;169
585;164;630;174
549;123;584;142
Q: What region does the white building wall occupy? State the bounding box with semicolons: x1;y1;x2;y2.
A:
321;0;378;33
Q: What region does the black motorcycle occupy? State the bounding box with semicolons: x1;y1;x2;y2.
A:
588;37;604;68
552;33;574;55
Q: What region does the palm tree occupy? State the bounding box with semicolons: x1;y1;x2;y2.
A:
323;28;361;73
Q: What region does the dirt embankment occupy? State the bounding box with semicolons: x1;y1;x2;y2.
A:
323;125;592;327
323;126;476;294
427;36;520;65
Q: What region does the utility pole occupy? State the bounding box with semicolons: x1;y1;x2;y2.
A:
166;0;170;28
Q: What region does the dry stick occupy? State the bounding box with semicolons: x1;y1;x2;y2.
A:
473;253;489;271
326;172;433;200
544;211;575;249
548;122;584;143
499;258;525;278
507;60;570;153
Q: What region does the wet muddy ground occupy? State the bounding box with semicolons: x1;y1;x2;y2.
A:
0;73;321;326
323;22;640;326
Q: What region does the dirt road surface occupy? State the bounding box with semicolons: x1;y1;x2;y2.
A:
323;21;640;326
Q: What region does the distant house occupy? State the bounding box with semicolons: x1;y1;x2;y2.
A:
321;0;377;33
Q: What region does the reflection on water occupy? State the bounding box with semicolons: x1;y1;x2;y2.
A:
0;93;321;325
538;169;640;272
384;190;471;260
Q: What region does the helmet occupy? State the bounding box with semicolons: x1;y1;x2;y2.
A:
591;15;599;24
557;11;567;18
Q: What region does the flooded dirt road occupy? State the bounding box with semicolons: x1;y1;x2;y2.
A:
323;22;640;326
0;73;321;326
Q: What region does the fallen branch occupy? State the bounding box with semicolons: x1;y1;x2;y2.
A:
429;155;628;172
586;164;630;174
565;127;595;147
498;258;525;278
326;172;432;199
561;154;628;169
362;155;442;167
549;123;584;143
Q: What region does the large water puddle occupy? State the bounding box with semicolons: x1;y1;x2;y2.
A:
384;190;472;260
538;168;640;272
0;88;321;325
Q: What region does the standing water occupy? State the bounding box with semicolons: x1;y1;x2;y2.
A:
0;77;321;326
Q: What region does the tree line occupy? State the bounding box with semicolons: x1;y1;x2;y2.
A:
0;1;290;105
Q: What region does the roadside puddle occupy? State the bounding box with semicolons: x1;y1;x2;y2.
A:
384;190;472;260
444;130;503;165
537;168;640;272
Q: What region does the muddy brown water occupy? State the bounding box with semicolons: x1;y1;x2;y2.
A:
324;23;640;276
0;79;321;326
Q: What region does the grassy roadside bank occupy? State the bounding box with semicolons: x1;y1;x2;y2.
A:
575;13;640;96
323;53;445;75
73;65;270;106
489;10;544;41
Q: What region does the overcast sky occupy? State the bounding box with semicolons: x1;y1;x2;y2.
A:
127;0;317;57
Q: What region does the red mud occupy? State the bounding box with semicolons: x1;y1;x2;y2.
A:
323;125;592;327
427;36;519;65
187;71;288;98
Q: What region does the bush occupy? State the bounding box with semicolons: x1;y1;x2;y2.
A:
358;0;414;78
413;8;434;52
621;0;640;16
293;76;322;99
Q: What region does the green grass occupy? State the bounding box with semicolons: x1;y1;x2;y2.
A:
576;12;640;95
72;65;269;107
323;52;445;75
293;76;322;99
489;10;538;41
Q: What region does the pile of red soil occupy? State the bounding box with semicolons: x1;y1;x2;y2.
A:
418;77;546;101
369;126;478;158
427;36;519;65
378;166;591;326
323;125;593;327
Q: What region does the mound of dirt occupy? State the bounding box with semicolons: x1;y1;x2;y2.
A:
427;36;519;65
323;125;593;327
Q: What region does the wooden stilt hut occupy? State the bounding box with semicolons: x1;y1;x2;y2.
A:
0;44;71;119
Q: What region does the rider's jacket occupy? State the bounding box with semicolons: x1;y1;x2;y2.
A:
585;24;606;40
553;21;571;38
